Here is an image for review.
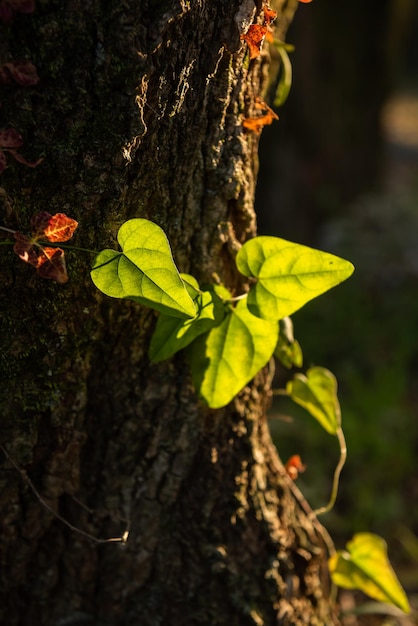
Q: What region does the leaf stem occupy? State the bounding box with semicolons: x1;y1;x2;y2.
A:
0;225;17;234
311;426;347;518
229;292;248;302
38;241;99;255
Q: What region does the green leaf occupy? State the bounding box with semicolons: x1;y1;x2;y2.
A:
273;43;292;107
91;219;196;319
149;288;225;363
274;317;303;368
236;236;354;321
286;366;341;435
329;533;410;614
179;273;200;298
187;298;279;409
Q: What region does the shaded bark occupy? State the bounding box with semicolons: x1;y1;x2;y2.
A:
0;2;338;624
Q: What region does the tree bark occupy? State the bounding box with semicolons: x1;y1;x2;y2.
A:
0;2;339;624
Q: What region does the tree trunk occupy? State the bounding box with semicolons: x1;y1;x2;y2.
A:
0;2;339;624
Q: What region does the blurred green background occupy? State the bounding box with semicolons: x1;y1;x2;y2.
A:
256;0;418;603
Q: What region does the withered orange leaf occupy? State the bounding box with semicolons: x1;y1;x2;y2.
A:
265;29;274;43
0;128;24;148
36;247;68;283
12;212;77;283
30;211;52;237
243;98;279;134
36;212;78;242
263;6;277;25
13;232;39;267
285;454;306;480
241;24;268;59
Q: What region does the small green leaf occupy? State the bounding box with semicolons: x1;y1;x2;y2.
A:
273;43;292;107
274;317;303;369
211;283;233;301
149;288;225;363
91;219;196;319
236;236;354;321
180;273;200;298
286;366;341;435
329;533;410;614
187;298;279;409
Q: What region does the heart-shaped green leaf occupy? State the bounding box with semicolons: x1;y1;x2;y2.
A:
149;288;225;363
91;219;196;319
187;298;279;409
329;533;410;614
236;236;354;320
286;366;341;435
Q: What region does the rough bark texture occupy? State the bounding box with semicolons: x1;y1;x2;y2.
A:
1;2;339;625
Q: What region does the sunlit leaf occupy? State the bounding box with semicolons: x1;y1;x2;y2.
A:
26;212;78;242
243;97;279;134
329;533;410;613
263;6;277;24
91;219;196;319
286;366;341;435
38;212;78;242
187;298;278;408
236;236;354;320
36;247;68;283
149;287;225;363
12;212;77;283
241;24;268;59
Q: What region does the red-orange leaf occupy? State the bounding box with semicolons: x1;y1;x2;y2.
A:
285;455;306;480
263;6;277;24
299;0;313;3
13;232;38;267
36;247;68;283
12;212;77;283
241;24;268;59
30;211;52;237
30;211;78;242
243;97;279;134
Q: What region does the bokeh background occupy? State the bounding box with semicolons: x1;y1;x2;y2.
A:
256;0;418;617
